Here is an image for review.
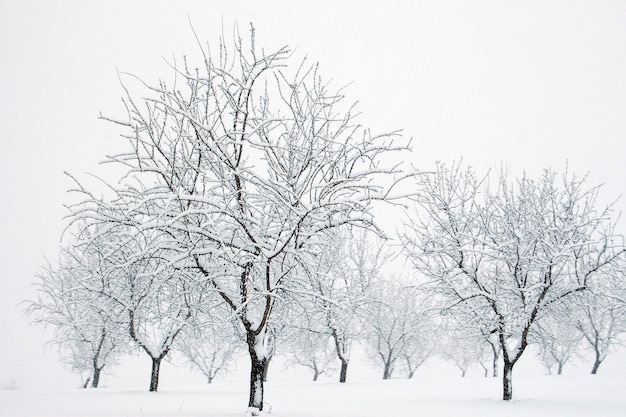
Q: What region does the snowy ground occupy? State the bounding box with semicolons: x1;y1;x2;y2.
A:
1;374;625;417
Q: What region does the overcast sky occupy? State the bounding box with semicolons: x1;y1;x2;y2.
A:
1;1;626;389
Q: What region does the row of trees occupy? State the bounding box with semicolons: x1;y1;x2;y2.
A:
28;217;625;390
28;229;439;387
28;27;626;412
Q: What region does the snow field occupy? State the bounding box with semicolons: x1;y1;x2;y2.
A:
1;374;625;417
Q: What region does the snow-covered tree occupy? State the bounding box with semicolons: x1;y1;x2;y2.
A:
26;229;126;388
282;326;337;381
69;26;407;412
531;312;582;375
439;330;487;377
363;280;436;379
401;162;625;400
574;290;626;374
179;304;243;384
73;223;200;392
300;229;388;383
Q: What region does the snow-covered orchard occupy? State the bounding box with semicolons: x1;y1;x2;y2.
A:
16;14;626;417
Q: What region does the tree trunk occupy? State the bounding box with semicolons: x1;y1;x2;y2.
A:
245;326;268;412
149;357;162;392
262;355;271;382
339;358;349;383
502;361;514;401
91;366;102;388
557;362;564;375
382;362;392;380
591;357;602;374
491;344;499;377
248;348;267;411
312;363;320;382
406;357;416;379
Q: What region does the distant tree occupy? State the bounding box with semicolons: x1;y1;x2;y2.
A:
179;304;243;384
26;230;125;388
531;313;582;375
574;289;626;374
116;232;197;392
398;329;438;379
302;229;387;383
60;222;200;392
479;327;501;378
283;326;337;381
363;280;436;380
439;329;488;377
401;163;625;400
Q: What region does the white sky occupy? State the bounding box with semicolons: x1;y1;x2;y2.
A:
1;0;626;389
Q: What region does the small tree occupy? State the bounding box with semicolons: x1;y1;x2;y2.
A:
301;229;387;383
439;329;488;377
179;305;243;384
283;327;337;381
26;233;125;388
120;238;196;392
363;280;436;380
574;290;626;374
531;313;582;375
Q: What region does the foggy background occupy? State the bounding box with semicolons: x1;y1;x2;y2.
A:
1;0;625;389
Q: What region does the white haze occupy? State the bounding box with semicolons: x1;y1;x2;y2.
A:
1;0;625;398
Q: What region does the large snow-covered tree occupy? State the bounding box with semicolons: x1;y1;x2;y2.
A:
69;26;407;412
401;162;625;400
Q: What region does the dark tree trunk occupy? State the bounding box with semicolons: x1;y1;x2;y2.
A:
382;362;392;380
248;348;267;411
406;357;417;379
91;366;102;388
312;363;320;381
245;326;268;412
502;361;514;401
82;377;91;389
339;359;349;383
149;357;162;392
499;327;528;401
90;331;106;388
557;362;564;375
491;344;499;377
591;357;602;374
